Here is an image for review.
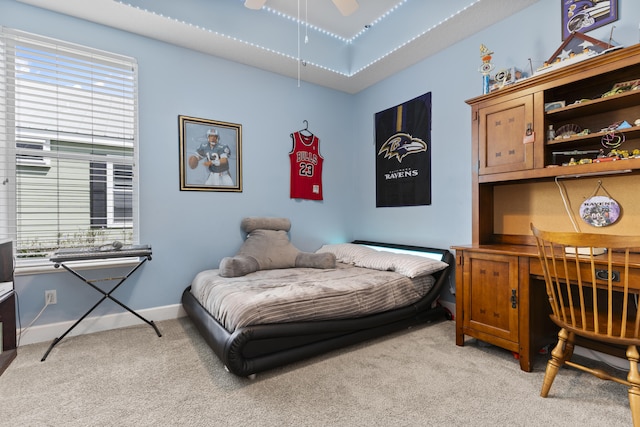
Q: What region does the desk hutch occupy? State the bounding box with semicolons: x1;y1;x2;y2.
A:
453;44;640;372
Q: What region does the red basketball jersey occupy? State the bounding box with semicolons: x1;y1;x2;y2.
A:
289;131;324;200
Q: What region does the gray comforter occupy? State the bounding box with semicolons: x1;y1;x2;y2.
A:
190;263;435;332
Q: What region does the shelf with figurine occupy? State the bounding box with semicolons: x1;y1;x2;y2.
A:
547;147;640;168
545;84;640;121
545;120;640;147
544;75;640;164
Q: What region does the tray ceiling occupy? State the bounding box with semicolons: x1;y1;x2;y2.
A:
17;0;540;93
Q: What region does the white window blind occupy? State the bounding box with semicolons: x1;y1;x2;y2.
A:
0;28;139;268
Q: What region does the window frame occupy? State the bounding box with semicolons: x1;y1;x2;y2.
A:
0;27;140;272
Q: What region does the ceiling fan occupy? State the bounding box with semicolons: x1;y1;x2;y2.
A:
244;0;359;17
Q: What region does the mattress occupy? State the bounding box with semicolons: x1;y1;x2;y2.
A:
189;263;435;332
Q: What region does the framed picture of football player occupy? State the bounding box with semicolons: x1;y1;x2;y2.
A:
178;115;242;192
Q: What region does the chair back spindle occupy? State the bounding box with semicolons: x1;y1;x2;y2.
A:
531;224;640;427
532;226;640;343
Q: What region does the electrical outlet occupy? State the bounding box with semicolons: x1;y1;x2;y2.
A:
45;290;57;305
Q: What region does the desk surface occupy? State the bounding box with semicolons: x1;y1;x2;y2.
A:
50;245;152;262
451;243;640;269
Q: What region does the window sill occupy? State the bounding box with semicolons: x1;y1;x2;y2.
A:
16;257;143;276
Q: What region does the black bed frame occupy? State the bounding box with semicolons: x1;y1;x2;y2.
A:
181;241;454;377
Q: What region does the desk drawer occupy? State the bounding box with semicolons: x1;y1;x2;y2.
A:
529;258;640;291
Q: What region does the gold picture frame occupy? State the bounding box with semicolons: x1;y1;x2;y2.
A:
178;115;242;192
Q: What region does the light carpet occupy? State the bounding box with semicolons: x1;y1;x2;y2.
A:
0;317;632;426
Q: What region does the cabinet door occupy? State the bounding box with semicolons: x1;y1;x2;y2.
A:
478;95;534;175
462;252;519;343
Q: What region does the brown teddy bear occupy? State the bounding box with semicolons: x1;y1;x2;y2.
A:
218;217;336;277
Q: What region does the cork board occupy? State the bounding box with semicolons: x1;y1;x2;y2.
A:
494;174;640;236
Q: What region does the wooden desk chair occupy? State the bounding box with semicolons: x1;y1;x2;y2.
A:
531;224;640;426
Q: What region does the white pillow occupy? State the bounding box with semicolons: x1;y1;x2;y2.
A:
386;252;449;278
351;250;448;278
350;251;395;271
316;243;376;264
317;244;448;278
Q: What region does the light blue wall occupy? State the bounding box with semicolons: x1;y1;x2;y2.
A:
3;0;640;327
349;0;640;295
349;0;640;251
2;0;354;325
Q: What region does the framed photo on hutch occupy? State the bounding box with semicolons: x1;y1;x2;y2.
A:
178;115;242;192
561;0;618;41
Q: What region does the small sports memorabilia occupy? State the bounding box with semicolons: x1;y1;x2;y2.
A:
562;0;618;41
536;32;612;75
579;181;620;227
289;121;324;200
478;44;494;95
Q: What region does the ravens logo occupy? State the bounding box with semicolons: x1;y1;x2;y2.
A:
378;132;427;163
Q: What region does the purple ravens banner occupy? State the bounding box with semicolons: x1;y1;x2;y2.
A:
375;92;431;207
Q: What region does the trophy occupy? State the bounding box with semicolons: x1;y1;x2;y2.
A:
479;44;494;95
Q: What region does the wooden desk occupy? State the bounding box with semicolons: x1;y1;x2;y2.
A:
451;244;640;371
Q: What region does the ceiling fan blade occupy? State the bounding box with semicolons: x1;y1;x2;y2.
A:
332;0;359;16
244;0;267;10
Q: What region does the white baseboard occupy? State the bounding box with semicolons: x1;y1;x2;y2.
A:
17;304;187;346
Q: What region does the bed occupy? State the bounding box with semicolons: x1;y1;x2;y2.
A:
181;240;454;377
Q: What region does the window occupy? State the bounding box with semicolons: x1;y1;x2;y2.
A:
0;28;139;268
90;162;133;228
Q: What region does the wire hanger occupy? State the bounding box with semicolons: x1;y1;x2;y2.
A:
300;120;312;136
587;180;613;199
